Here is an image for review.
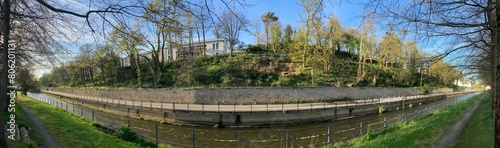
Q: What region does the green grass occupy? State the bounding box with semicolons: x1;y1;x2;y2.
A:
328;93;483;148
455;93;494;148
17;94;161;148
4;96;43;148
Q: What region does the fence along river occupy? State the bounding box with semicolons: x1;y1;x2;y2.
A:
27;92;476;148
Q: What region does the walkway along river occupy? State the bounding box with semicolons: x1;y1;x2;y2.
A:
27;92;476;147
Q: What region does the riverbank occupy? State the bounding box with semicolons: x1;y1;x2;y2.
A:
455;93;494;147
16;94;166;147
327;93;483;147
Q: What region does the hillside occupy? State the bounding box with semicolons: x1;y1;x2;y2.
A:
39;49;453;89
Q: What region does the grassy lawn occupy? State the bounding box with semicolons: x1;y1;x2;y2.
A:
17;94;154;148
328;93;483;148
4;97;43;147
455;93;494;148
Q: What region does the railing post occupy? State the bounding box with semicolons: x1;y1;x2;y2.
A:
150;101;152;108
250;103;252;114
384;116;387;128
202;103;204;112
173;102;176;112
285;131;289;148
360;121;363;136
401;112;404;122
155;125;158;146
218;103;220;114
323;102;326;111
282;103;284;114
237;131;241;148
92;111;94;122
192;130;196;148
81;108;83;117
327;126;331;144
310;103;313;112
188;103;190;112
128;120;131;127
72;105;74;113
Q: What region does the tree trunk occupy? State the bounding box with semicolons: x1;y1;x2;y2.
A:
0;0;10;146
134;52;142;88
265;23;269;49
493;1;500;147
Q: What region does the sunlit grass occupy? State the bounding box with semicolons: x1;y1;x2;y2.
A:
18;94;164;148
455;93;493;148
327;93;483;148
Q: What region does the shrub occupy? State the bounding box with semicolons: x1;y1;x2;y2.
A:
272;76;292;87
378;105;385;114
117;125;137;142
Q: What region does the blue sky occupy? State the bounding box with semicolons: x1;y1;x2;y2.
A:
235;0;365;44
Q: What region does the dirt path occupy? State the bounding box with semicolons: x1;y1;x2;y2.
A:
19;101;62;148
433;95;484;148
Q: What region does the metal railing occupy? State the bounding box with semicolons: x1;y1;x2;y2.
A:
27;93;475;148
41;90;468;114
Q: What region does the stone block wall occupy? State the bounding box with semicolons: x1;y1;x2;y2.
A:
47;87;429;105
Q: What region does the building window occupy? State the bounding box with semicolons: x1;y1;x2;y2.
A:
216;43;219;49
212;43;215;49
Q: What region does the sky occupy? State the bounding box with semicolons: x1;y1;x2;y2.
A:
231;0;366;44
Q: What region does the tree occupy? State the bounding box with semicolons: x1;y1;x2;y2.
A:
215;10;249;57
109;24;146;88
270;22;283;52
373;31;402;85
261;12;279;50
356;19;374;84
15;67;39;94
298;0;323;86
283;24;294;50
94;45;120;85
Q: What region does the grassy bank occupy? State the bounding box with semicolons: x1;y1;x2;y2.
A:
4;98;43;147
328;93;483;148
17;94;156;147
455;93;493;147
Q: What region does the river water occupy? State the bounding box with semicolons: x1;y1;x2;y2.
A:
27;92;476;148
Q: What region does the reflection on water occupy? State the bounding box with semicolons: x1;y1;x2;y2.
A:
27;92;476;148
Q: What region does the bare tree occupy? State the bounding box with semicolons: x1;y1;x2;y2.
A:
215;9;249;57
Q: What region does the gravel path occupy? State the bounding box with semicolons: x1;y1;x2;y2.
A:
433;95;484;148
19;101;61;148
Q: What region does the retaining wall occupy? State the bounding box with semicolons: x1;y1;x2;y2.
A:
47;87;435;105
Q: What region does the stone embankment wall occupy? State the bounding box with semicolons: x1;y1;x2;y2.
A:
48;88;195;103
45;87;449;105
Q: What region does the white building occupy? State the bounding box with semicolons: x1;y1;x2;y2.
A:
119;38;228;67
171;38;227;60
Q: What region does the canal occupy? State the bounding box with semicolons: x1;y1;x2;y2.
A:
27;92;476;148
